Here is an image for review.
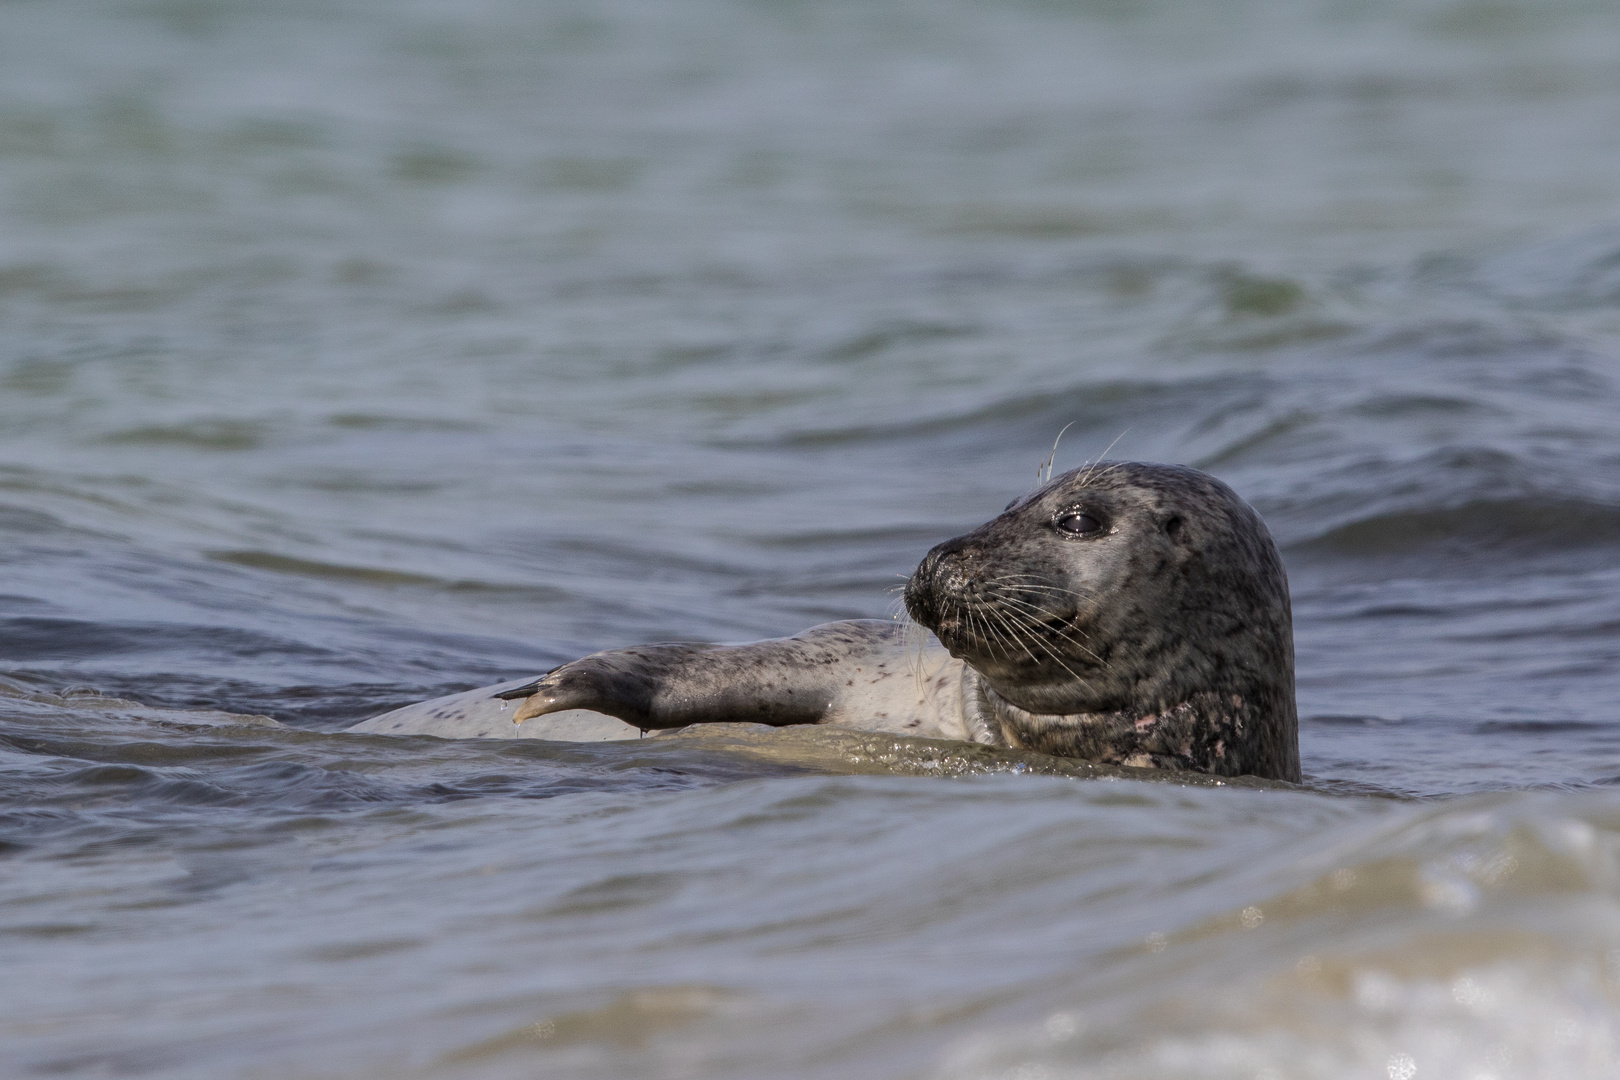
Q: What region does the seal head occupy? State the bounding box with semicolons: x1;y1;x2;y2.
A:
905;462;1299;782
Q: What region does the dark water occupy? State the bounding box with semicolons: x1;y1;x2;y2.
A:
4;0;1620;1076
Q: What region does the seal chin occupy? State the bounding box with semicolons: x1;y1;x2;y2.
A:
976;675;1103;718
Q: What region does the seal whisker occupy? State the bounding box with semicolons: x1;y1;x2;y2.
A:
990;579;1088;602
986;603;1037;667
1075;431;1128;488
970;601;1020;665
966;604;1004;663
1038;421;1077;486
990;605;1094;691
988;572;1083;589
888;592;927;696
977;604;1026;665
904;612;941;706
992;593;1105;656
994;601;1099;660
990;598;1074;654
899;610;928;700
1002;614;1096;691
986;605;1043;666
984;585;1087;627
1080;459;1129;490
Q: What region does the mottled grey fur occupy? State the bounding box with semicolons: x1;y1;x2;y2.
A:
350;462;1300;782
906;462;1299;781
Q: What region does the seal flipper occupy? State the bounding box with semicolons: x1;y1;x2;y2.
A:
349;621;971;742
509;620;974;740
509;634;840;729
506;643;724;727
493;675;555;700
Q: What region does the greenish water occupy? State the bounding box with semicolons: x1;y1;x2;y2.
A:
4;0;1620;1076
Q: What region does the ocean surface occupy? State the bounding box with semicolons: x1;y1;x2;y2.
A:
4;0;1620;1076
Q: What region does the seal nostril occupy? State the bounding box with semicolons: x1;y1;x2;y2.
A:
907;535;976;629
903;578;935;626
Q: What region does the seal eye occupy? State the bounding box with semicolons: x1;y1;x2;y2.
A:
1055;512;1103;536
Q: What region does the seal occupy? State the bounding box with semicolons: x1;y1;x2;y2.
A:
348;461;1300;782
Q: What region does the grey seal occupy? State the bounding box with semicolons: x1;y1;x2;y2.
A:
348;462;1300;782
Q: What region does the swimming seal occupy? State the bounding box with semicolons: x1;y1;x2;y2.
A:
348;462;1300;782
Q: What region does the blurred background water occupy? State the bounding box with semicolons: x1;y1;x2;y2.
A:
4;0;1620;1076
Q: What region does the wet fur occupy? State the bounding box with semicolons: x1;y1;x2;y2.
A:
907;462;1299;781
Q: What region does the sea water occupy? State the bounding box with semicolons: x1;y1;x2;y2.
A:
3;0;1620;1076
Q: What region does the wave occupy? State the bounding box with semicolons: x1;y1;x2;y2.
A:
205;549;573;596
1289;496;1620;558
934;789;1620;1080
0;615;331;663
1473;223;1620;310
717;374;1268;450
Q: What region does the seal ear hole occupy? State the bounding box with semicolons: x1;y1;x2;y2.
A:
1165;515;1184;537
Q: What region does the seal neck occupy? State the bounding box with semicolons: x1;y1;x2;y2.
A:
975;675;1298;781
